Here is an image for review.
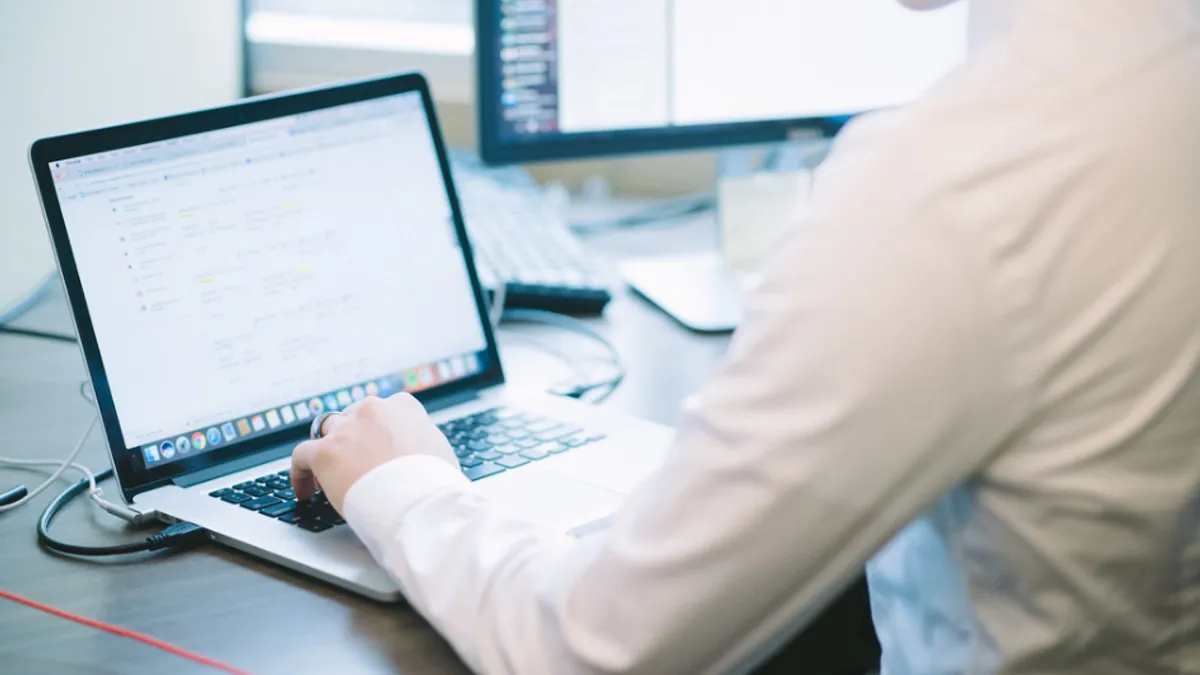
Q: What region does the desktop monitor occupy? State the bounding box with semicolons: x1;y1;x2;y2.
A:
476;0;970;165
475;0;971;332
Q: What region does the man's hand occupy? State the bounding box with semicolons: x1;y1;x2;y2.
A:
290;394;458;513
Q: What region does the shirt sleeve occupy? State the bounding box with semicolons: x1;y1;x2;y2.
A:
341;116;1028;675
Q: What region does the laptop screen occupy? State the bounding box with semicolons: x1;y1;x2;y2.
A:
49;92;489;470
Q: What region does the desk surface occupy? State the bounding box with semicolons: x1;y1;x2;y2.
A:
0;220;735;675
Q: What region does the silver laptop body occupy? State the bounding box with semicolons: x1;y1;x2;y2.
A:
31;74;670;601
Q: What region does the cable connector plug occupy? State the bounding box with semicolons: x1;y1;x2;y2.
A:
145;522;209;551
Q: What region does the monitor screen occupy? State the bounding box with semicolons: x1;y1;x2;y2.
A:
478;0;969;162
50;92;490;470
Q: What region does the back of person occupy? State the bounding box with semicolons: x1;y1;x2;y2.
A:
858;1;1200;672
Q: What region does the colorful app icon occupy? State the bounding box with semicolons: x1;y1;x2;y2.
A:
206;427;222;446
280;405;296;425
449;356;466;378
378;378;394;394
404;370;420;390
293;402;311;421
176;436;191;454
336;390;352;407
351;385;366;401
309;398;325;415
364;381;379;397
251;415;266;432
143;445;160;464
160;440;176;459
265;409;282;429
237;418;252;436
436;361;452;381
191;431;207;451
464;353;480;374
222;422;237;441
323;394;339;411
419;366;435;386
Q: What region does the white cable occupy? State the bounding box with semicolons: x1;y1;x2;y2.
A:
0;380;146;522
0;414;99;514
499;308;626;403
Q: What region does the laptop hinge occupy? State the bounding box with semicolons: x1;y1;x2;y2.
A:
172;391;485;489
174;442;295;488
424;388;483;414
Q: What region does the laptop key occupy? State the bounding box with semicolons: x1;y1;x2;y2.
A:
241;496;283;511
317;511;346;526
234;481;256;490
278;512;303;524
261;501;297;518
514;438;541;449
475;450;502;461
221;492;252;504
537;426;582;442
243;486;270;498
496;455;529;469
275;489;296;500
209;488;234;498
525;420;560;434
494;444;522;455
297;520;333;533
460;456;483;468
463;462;506;481
276;470;289;477
520;444;556;461
466;439;491;452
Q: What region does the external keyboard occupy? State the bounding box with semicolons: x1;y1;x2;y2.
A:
451;152;613;316
209;407;605;531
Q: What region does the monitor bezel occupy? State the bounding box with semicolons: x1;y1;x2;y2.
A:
475;0;848;165
30;73;507;502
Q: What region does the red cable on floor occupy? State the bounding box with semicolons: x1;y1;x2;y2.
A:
0;587;254;675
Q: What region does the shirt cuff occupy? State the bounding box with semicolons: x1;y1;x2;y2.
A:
342;455;471;559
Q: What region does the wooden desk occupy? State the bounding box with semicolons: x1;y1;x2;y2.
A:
0;219;876;675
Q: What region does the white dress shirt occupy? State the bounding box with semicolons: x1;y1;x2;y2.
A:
343;1;1200;673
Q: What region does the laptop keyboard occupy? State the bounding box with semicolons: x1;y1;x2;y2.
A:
207;407;605;532
438;407;606;481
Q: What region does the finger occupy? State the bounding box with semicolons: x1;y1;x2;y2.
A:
290;440;322;500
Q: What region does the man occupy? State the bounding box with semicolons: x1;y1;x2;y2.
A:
292;1;1200;673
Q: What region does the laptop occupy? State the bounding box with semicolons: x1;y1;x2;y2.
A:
30;73;672;601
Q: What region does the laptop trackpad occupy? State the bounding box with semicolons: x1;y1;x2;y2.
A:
477;469;622;537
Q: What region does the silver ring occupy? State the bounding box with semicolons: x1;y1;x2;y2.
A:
310;411;340;440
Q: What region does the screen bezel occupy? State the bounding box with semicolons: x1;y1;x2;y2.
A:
474;0;849;165
29;73;506;502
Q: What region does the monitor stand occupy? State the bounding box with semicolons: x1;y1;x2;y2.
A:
621;251;749;333
620;141;827;333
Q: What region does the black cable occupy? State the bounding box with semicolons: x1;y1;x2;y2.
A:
38;467;208;557
0;485;29;507
0;324;77;344
500;308;626;403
